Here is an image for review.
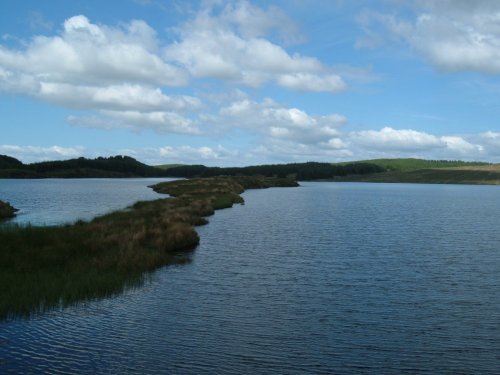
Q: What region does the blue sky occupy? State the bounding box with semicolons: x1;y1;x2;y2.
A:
2;0;500;165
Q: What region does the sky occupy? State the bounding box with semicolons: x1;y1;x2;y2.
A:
2;0;500;165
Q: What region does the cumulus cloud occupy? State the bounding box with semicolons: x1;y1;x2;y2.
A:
357;1;500;74
212;97;351;162
0;5;348;137
4;124;499;167
68;110;199;135
352;127;443;151
164;1;345;91
219;98;347;145
0;145;84;163
246;142;353;164
441;136;483;155
350;127;484;158
0;15;186;86
37;83;201;112
121;144;240;166
0;15;199;134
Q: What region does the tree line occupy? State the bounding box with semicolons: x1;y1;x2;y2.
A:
163;161;385;180
0;155;385;179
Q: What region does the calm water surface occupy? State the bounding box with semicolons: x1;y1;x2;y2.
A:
0;178;174;225
0;182;499;373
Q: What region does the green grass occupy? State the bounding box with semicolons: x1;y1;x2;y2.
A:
336;164;500;185
337;158;490;171
0;176;298;319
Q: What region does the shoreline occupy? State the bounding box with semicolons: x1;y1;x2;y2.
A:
0;200;17;220
332;168;500;185
0;176;298;319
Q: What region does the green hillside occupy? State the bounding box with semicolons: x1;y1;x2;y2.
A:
337;164;500;185
339;158;489;171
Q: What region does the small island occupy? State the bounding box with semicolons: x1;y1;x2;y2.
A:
0;176;298;319
0;200;18;220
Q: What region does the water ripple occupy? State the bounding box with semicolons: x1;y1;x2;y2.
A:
1;182;499;374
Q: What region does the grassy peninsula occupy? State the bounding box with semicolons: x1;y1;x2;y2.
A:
0;200;18;219
0;176;297;319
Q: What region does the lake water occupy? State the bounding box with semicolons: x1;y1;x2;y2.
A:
0;178;174;225
0;181;499;374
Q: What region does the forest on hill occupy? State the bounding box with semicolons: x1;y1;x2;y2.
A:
0;155;168;178
346;158;489;171
0;155;385;179
161;162;385;180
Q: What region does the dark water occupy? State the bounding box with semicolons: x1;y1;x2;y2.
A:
0;178;174;225
0;182;499;374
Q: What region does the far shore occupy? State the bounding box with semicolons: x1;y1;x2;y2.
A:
333;165;500;185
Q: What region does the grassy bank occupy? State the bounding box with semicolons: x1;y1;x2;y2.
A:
0;200;17;219
335;164;500;185
0;176;298;319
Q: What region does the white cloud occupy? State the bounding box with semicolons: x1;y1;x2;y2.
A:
159;145;234;160
350;127;484;159
219;1;301;43
470;131;500;157
0;6;348;138
247;141;353;164
352;127;443;151
0;15;186;87
164;1;345;91
277;73;346;92
358;1;500;74
121;144;240;166
38;83;201;112
441;136;483;154
214;97;352;162
0;15;198;134
68;110;199;135
0;145;84;163
219;98;347;145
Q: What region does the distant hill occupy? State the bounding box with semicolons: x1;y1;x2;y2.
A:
339;158;489;171
160;158;494;183
0;155;169;178
161;162;385;180
335;159;500;185
0;155;23;169
155;164;185;170
0;155;494;183
336;165;500;185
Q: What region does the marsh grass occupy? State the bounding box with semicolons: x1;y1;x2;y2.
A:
0;176;298;319
0;200;17;219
